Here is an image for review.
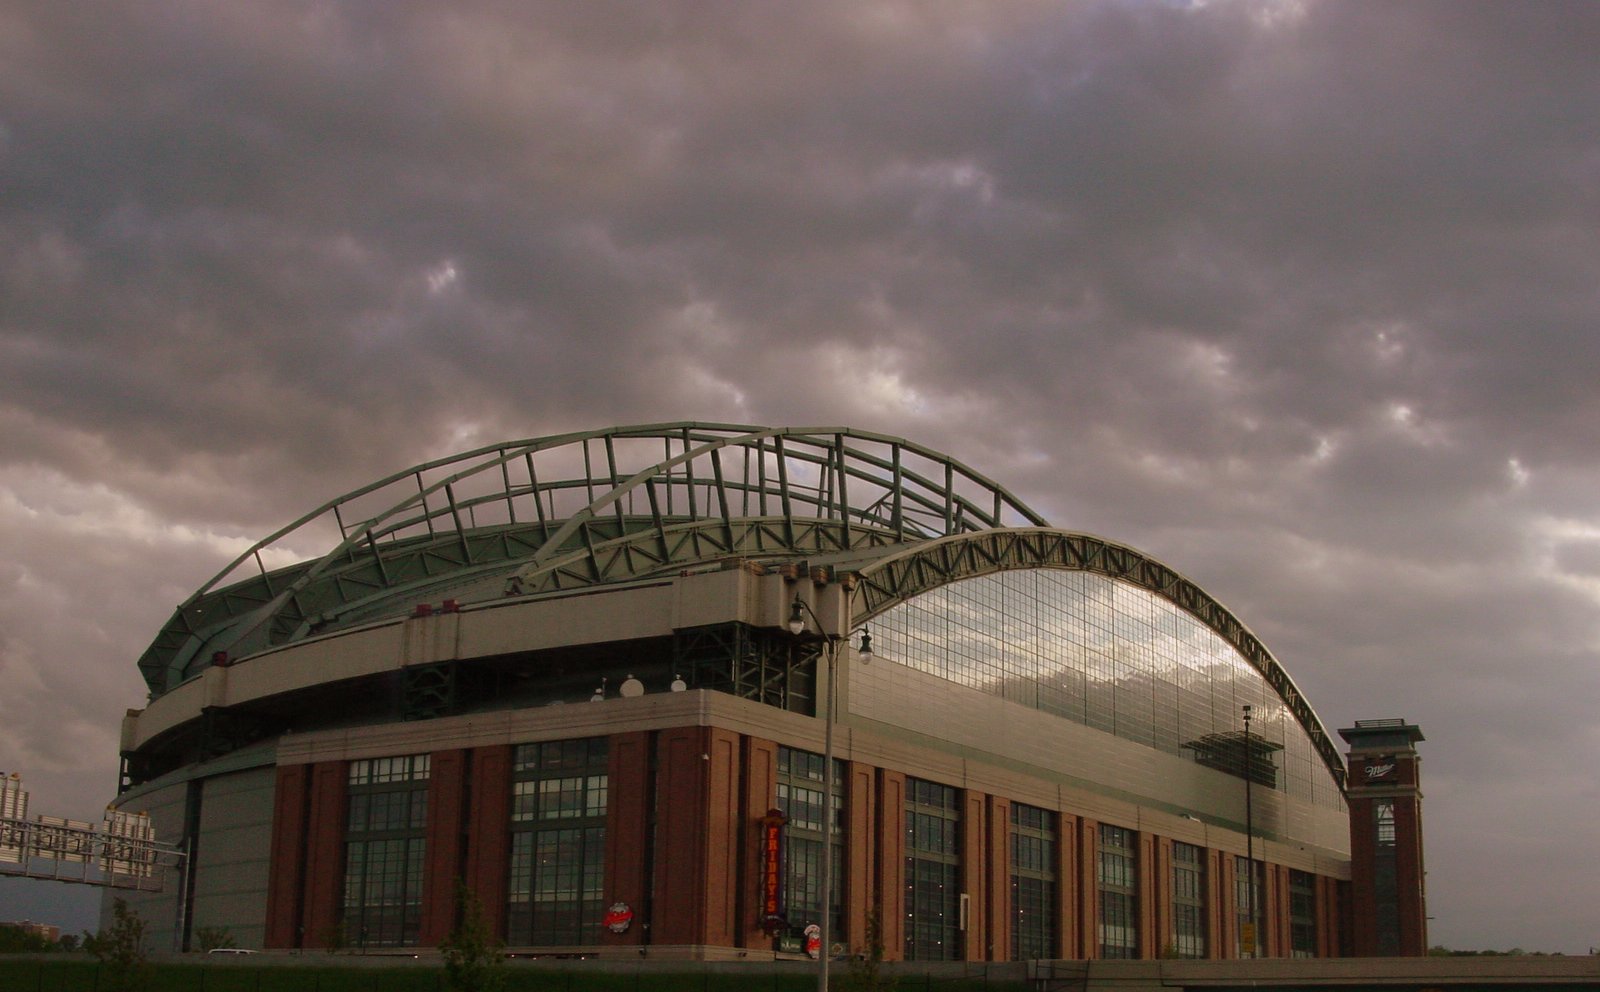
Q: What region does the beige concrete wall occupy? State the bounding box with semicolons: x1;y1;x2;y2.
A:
189;766;275;949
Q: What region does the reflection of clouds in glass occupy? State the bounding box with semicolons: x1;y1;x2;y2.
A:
871;568;1343;812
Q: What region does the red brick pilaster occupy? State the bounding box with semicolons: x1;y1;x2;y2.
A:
1271;864;1291;957
652;727;711;945
465;744;512;939
960;789;987;961
845;761;877;954
1151;837;1171;959
1316;874;1340;957
301;760;348;949
874;769;906;960
1137;831;1155;958
703;726;742;948
419;749;469;945
1218;851;1237;959
1077;818;1098;958
739;736;779;949
263;764;310;948
986;796;1010;962
603;732;652;947
1055;812;1080;959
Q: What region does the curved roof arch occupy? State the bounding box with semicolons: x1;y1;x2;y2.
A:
847;528;1346;789
133;422;1344;791
139;423;1045;693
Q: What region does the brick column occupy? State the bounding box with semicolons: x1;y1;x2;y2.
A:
1271;864;1291;957
263;764;310;948
1055;812;1080;960
301;760;348;949
702;726;742;949
959;789;987;961
465;744;512;939
874;769;906;960
739;736;780;948
844;760;878;954
1218;851;1237;959
1316;874;1340;957
1137;831;1156;959
1150;837;1171;959
1077;818;1098;959
419;748;469;944
604;732;652;948
985;796;1010;962
652;726;711;946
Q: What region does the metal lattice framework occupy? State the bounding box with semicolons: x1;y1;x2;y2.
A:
137;424;1045;695
848;529;1346;788
133;422;1345;788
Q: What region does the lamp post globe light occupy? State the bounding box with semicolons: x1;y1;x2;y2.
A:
788;594;871;992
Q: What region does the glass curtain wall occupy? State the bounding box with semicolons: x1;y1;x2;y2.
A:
1097;824;1138;959
775;746;843;942
904;778;962;960
343;754;430;948
1170;841;1206;958
869;569;1344;812
1009;803;1055;960
1289;869;1317;958
507;738;608;946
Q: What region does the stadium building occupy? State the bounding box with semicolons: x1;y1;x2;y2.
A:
108;424;1425;960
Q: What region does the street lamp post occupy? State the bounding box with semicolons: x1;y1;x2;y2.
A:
1242;703;1256;958
789;594;871;992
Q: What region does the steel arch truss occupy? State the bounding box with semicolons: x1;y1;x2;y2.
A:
850;528;1347;789
138;424;1046;695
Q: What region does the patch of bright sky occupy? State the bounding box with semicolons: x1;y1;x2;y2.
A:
1529;516;1600;631
1370;322;1409;364
425;259;460;295
1383;400;1451;447
0;468;260;561
814;342;927;417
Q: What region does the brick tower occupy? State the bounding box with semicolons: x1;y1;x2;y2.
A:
1339;719;1427;956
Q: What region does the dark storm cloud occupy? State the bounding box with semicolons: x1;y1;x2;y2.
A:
3;0;1600;950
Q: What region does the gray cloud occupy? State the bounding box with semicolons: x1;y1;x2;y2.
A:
3;0;1599;950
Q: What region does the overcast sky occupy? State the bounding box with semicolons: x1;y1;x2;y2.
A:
3;0;1599;953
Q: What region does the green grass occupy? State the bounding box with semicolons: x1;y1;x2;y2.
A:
0;959;1029;992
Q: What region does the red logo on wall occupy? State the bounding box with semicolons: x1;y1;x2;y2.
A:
761;808;787;934
603;902;633;934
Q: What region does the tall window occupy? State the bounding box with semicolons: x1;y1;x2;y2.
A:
1009;803;1055;960
1170;841;1206;958
776;747;843;941
1373;800;1398;955
905;778;962;960
1234;856;1264;957
344;754;429;948
507;738;608;946
1289;869;1317;957
1097;824;1138;958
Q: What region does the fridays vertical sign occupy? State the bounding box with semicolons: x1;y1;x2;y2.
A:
760;807;787;934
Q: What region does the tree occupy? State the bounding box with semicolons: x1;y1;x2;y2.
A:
439;881;505;992
836;910;896;992
0;925;56;954
194;925;236;952
86;898;149;992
